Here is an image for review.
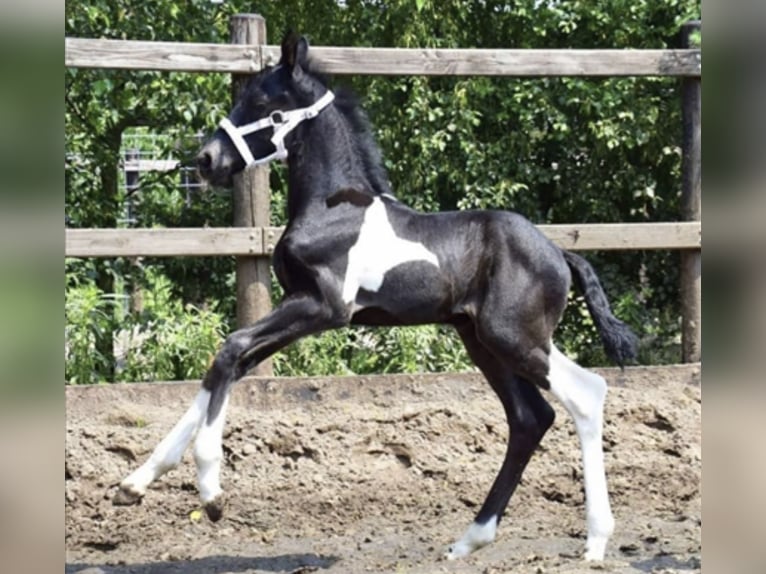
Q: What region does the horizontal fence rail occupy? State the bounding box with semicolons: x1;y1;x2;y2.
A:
65;222;701;258
65;38;701;77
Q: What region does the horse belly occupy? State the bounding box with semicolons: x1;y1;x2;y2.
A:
351;261;451;325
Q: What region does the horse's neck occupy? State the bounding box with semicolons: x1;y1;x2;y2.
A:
286;111;375;216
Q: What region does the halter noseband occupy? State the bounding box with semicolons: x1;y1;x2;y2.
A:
219;90;335;167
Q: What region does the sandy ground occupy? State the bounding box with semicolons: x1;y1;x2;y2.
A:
66;365;700;574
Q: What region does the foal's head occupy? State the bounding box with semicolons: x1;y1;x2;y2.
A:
196;33;329;187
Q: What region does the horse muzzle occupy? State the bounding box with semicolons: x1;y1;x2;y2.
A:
195;137;240;187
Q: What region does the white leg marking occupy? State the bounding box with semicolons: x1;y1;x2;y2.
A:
342;197;439;304
194;394;230;503
120;389;210;496
445;515;498;560
548;344;614;561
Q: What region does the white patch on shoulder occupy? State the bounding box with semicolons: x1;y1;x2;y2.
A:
342;197;439;304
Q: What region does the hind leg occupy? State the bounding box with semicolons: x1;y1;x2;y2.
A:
446;322;555;559
547;343;614;560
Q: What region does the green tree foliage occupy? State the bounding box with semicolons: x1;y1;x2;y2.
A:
65;0;700;382
66;2;237;378
65;260;226;383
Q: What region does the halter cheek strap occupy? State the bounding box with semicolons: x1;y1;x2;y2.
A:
219;90;335;168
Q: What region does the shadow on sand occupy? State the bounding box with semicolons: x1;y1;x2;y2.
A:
66;553;339;574
631;553;701;572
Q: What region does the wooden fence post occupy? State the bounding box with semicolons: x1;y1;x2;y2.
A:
231;14;273;375
680;20;701;363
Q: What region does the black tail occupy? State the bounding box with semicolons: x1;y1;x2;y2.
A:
563;251;639;367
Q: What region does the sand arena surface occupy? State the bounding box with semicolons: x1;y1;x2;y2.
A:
66;366;700;573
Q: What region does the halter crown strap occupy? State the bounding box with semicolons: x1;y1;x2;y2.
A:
219;90;335;167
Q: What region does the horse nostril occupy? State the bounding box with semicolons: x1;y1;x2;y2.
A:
196;151;213;173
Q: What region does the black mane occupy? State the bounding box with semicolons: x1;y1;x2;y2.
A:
303;58;393;197
334;88;393;197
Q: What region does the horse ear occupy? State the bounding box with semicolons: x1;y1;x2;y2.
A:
280;31;309;72
280;30;298;66
293;36;310;69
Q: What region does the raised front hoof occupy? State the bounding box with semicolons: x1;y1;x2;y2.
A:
113;484;143;506
203;495;225;522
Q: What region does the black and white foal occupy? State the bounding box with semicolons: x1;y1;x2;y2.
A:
116;34;638;562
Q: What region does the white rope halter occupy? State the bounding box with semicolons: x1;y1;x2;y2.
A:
218;90;335;167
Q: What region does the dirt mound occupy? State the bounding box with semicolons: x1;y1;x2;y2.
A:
66;366;700;573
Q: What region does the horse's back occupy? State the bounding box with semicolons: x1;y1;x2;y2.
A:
398;206;567;277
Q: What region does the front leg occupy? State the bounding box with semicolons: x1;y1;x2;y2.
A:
117;293;349;518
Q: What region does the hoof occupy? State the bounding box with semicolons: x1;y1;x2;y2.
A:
444;546;460;561
204;495;225;522
444;537;487;560
113;484;143;506
584;536;608;561
444;542;471;561
444;516;498;560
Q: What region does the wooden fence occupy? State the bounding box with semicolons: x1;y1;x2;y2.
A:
65;38;700;77
65;14;702;368
66;223;701;258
